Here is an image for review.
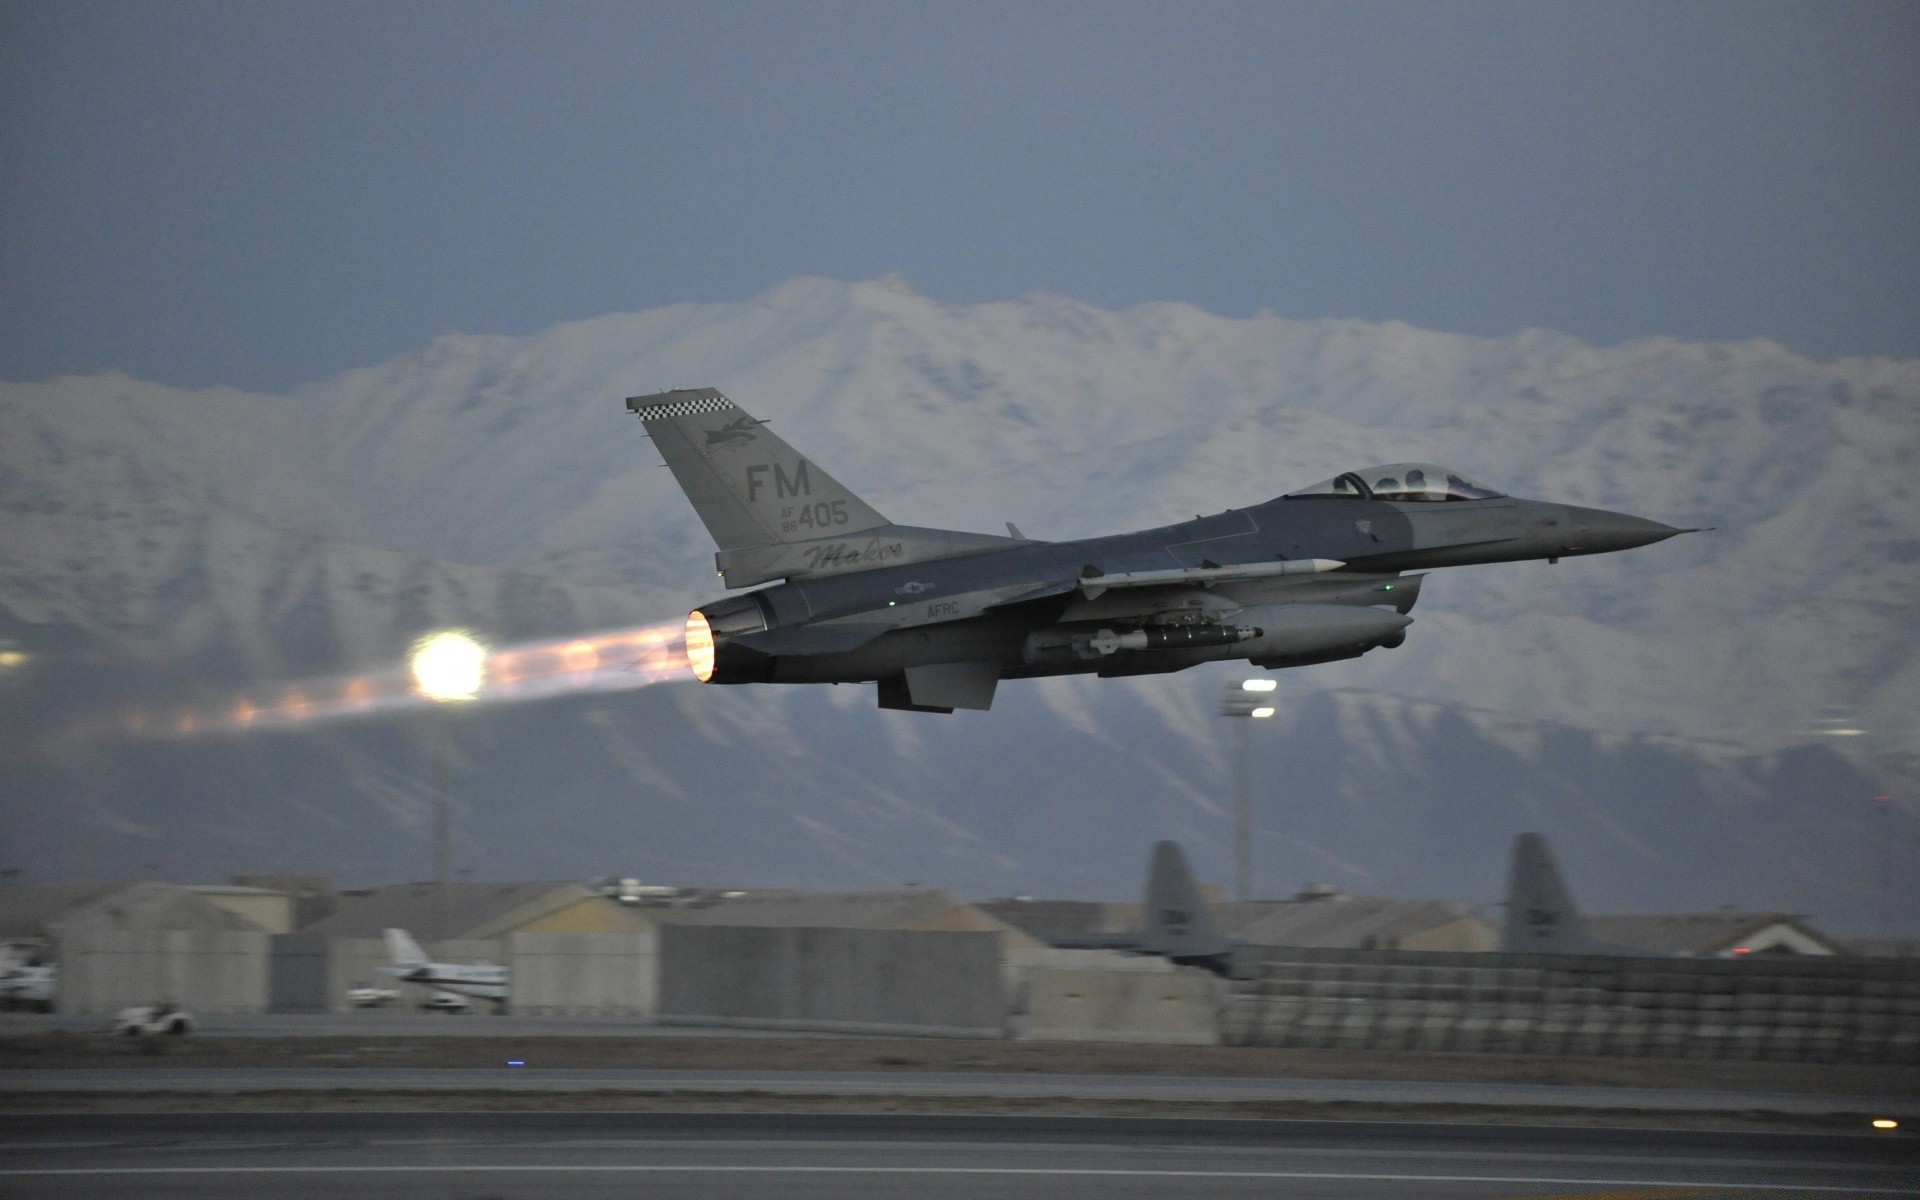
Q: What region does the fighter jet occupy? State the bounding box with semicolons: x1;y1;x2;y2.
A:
629;388;1689;713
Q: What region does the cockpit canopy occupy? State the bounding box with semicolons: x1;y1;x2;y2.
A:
1284;462;1505;503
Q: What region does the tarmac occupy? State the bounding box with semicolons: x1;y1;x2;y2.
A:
6;1066;1914;1117
0;1111;1914;1200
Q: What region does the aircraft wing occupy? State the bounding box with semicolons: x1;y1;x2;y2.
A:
1078;558;1344;595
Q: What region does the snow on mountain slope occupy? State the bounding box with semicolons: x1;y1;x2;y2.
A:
5;277;1916;752
1;381;651;680
4;279;1917;928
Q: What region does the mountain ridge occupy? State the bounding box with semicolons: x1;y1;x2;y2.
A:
2;278;1915;932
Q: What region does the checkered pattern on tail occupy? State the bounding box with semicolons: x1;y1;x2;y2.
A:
626;390;736;422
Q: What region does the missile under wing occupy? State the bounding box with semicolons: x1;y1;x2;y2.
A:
628;388;1692;713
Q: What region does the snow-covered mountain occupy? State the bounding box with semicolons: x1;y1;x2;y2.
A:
3;278;1915;931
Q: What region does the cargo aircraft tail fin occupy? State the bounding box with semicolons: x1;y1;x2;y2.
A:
1500;833;1665;957
628;388;1024;588
1500;832;1596;954
1140;840;1232;965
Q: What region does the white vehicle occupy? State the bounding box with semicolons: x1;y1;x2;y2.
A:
0;965;55;1012
379;928;507;1011
419;991;473;1013
344;981;401;1008
111;1003;194;1036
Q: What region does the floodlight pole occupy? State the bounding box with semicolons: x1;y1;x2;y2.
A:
1875;793;1893;940
1234;718;1250;905
434;706;450;945
434;707;451;887
1219;679;1277;907
410;628;487;948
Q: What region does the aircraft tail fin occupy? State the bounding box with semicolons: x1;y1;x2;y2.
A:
1140;840;1232;962
627;389;890;553
1500;832;1596;954
383;928;430;969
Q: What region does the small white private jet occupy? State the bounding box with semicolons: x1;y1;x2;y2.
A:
379;928;508;1012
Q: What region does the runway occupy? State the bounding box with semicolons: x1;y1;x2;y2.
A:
0;1010;808;1038
0;1111;1913;1199
6;1066;1911;1117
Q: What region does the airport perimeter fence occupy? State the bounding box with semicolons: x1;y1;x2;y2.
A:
1222;946;1920;1063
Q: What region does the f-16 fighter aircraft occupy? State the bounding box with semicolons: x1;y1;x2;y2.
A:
629;388;1688;713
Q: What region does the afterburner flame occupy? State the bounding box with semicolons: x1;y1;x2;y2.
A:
410;630;488;701
684;611;715;682
126;619;690;738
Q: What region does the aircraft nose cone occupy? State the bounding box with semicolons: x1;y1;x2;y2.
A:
1563;505;1689;553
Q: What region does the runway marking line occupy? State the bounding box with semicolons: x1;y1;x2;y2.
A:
0;1165;1906;1193
1489;1182;1720;1190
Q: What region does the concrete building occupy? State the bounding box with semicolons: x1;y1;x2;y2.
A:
40;882;272;1013
657;925;1008;1037
279;882;654;1014
1586;912;1845;957
977;900;1143;945
656;888;1047;947
231;875;338;928
1004;946;1226;1045
0;883;128;952
299;881;651;942
1846;936;1920;958
985;888;1493;954
187;885;295;935
1224;892;1498;952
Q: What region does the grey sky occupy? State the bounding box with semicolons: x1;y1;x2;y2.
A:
3;0;1915;391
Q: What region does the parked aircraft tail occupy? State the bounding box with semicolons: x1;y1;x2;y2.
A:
383;927;430;969
1500;832;1594;953
1140;840;1233;965
1500;833;1666;957
628;388;1024;588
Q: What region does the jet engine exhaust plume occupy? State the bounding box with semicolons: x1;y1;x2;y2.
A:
125;620;690;738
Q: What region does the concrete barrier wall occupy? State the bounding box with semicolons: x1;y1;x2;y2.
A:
507;931;657;1017
268;933;329;1012
1013;965;1222;1045
1224;947;1920;1063
658;926;1005;1036
54;929;270;1014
